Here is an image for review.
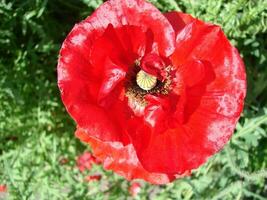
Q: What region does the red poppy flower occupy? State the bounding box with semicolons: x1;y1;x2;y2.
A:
129;182;142;197
0;185;7;192
58;0;246;184
76;151;98;172
85;174;102;182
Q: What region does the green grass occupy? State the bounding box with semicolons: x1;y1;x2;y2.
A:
0;0;267;199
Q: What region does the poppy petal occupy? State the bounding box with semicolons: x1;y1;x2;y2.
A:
179;59;206;87
75;128;176;184
130;20;246;174
58;0;176;143
164;11;195;35
85;0;175;56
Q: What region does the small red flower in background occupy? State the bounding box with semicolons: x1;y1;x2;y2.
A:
85;174;102;182
129;182;142;197
76;151;99;172
0;185;7;192
58;0;246;184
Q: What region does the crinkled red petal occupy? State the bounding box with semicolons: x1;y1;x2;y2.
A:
58;0;175;145
75;128;176;185
129;17;246;174
164;12;195;35
85;0;175;56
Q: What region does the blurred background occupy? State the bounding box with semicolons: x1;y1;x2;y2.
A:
0;0;267;199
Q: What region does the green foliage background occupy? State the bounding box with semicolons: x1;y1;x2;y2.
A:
0;0;267;199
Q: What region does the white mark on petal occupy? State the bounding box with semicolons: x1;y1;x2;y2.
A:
208;119;234;151
70;34;87;46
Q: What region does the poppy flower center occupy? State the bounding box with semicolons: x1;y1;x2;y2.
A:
125;55;174;114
